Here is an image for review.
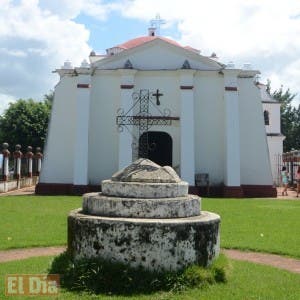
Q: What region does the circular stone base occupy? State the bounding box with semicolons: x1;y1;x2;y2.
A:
101;180;188;198
82;193;201;218
68;209;220;271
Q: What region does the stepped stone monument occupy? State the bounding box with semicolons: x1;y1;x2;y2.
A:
68;159;220;271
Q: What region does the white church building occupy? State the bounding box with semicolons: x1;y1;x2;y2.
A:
258;83;285;185
36;29;277;197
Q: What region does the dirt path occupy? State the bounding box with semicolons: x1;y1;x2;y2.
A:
0;186;35;196
1;186;300;199
0;246;66;263
0;246;299;274
223;249;300;274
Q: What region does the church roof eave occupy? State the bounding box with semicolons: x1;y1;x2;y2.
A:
238;69;260;78
262;101;281;104
93;38;223;71
54;67;92;79
257;83;279;103
114;36;183;51
53;69;76;78
89;55;107;64
267;133;285;139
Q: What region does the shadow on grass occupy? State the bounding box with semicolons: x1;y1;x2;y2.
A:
49;252;231;296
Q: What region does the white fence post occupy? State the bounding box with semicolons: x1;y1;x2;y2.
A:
13;144;22;181
26;146;34;178
2;143;10;181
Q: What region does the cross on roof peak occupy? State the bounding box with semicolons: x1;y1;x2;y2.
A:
150;14;166;36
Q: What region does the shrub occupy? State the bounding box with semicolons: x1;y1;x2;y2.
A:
49;252;230;295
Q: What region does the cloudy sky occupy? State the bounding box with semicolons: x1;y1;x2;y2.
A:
1;0;299;113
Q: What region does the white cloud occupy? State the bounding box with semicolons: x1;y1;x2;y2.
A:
38;0;88;19
267;59;300;105
0;0;95;113
118;0;300;102
39;0;116;20
0;48;27;57
1;0;299;114
0;94;16;115
119;0;300;56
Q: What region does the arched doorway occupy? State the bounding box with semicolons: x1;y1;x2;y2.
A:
139;131;172;166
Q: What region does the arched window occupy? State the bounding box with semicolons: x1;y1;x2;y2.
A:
264;110;269;125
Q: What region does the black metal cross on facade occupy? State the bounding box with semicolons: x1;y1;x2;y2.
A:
152;89;163;105
116;89;178;159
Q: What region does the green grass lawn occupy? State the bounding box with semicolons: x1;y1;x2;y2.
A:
0;195;299;259
203;198;300;258
0;196;300;258
0;256;299;300
0;195;81;250
0;196;299;299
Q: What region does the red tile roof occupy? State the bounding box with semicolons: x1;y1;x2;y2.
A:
116;36;182;50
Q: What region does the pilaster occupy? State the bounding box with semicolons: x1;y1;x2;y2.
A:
118;69;137;170
178;69;196;185
223;69;243;196
73;74;91;185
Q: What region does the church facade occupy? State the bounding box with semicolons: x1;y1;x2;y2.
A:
36;30;276;197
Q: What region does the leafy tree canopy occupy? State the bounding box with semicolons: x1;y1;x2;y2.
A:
0;93;52;152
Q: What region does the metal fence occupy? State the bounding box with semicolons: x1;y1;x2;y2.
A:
275;151;300;186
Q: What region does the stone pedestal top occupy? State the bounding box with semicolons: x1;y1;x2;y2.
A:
83;192;201;218
111;158;181;183
101;179;189;198
101;159;188;198
70;208;220;225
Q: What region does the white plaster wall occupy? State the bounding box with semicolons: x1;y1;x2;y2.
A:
134;71;180;169
239;78;273;185
97;42;220;71
263;102;281;134
118;71;136;169
135;71;180;116
267;136;284;185
194;72;225;185
88;73;119;184
0;181;18;193
40;76;76;183
89;70;182;183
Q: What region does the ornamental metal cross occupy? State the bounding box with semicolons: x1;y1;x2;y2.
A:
116;89;178;159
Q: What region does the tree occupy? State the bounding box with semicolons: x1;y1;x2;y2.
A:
293;105;300;150
43;90;54;104
268;81;300;151
0;96;52;151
